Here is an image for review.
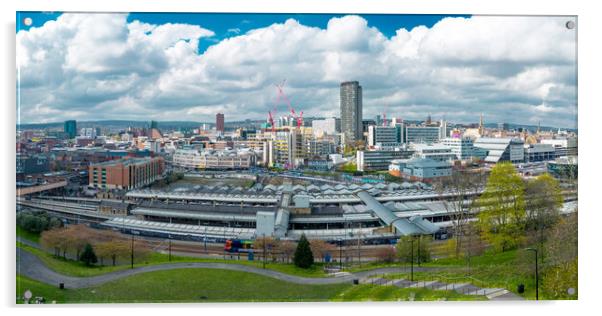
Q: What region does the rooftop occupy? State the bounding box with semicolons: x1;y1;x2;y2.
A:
90;157;159;167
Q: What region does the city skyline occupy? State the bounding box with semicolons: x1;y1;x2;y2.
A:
17;13;577;128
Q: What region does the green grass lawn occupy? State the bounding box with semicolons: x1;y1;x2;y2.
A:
18;241;328;278
16;226;40;243
332;284;486;301
18;242;130;277
380;269;536;299
346;249;540;299
16;236;539;300
16;269;487;304
16;275;69;304
375;249;539;299
16;269;350;304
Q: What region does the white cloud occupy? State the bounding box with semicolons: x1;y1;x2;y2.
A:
227;28;241;34
16;14;577;128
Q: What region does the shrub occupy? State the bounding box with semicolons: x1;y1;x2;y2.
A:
293;234;314;268
79;243;98;266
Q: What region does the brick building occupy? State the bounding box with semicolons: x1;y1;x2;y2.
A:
89;157;164;190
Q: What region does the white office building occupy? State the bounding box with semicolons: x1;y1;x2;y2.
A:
474;137;525;163
405;126;443;144
368;125;402;147
389;158;452;182
441;137;483;161
541;137;578;157
79;128;97;138
357;149;414;172
312;118;337;137
523;143;556;162
411;143;457;162
173;148;203;169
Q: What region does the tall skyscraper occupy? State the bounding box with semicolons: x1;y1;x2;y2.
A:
340;81;362;144
216;113;225;133
64;120;77;139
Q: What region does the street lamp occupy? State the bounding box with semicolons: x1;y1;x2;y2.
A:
168;234;172;262
410;236;415;282
338;238;343;270
263;233;267;269
526;248;539;300
130;232;134;269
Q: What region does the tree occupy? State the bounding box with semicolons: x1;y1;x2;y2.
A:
293;234;314;268
309;239;336;263
79;243;98;266
525;173;563;260
396;235;431;264
17;211;62;234
477;162;526;252
375;246;397;263
40;227;70;258
434;170;486;258
63;225;95;259
95;239;130;266
255;236;276;262
542;212;578;299
339;162;357;173
275;240;297;263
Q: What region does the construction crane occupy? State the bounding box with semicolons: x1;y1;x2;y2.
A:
382;104;389;127
296;111;303;128
275;79;303;128
267;109;276;132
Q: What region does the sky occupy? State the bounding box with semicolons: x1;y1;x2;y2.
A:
16;12;577;128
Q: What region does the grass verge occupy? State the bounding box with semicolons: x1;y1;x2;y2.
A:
16;226;40;243
16;269;350;303
332;284;486;301
17;241;328;278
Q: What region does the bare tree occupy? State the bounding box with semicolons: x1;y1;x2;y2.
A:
255;236;276;262
375;246;397;263
309;239;336;263
40;228;69;258
434;169;486;258
63;225;98;259
275;240;297;263
95;238;131;266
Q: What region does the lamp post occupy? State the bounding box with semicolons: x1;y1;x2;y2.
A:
338;238;343;270
357;223;362;268
130;233;134;269
417;236;421;267
168;235;172;262
204;226;208;254
410;237;414;282
263;233;266;269
526;248;539;300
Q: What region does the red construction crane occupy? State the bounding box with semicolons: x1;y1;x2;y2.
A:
382;104;389;127
275;79;302;128
267;110;276;132
296;111;303;128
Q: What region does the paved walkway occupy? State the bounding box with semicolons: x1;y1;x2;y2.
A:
16;247;436;288
360;277;523;300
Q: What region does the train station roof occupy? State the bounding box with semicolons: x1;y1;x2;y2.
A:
356;191;440;236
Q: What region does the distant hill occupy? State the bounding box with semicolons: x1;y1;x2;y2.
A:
16;119;577;133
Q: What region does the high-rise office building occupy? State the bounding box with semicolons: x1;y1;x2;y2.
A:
340;81;363;144
216;113;225;133
64;120;77;139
